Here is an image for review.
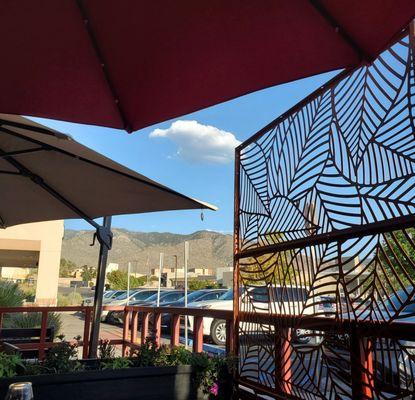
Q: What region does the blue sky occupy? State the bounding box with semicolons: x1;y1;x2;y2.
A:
31;70;339;235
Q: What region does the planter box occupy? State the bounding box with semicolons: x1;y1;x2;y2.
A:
0;365;205;400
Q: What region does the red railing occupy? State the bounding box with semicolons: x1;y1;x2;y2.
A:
0;305;414;400
0;305;233;359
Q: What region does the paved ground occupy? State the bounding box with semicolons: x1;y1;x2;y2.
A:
59;311;124;341
59;311;224;356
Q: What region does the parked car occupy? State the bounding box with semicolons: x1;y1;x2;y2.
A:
160;289;228;330
81;289;125;306
322;287;415;395
187;285;317;345
102;289;158;321
106;290;184;325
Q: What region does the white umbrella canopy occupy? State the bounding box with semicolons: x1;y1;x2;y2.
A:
0;114;216;228
0;113;217;357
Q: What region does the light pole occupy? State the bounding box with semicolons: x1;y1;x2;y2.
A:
173;255;178;288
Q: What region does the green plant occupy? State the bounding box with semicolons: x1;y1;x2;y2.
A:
81;265;96;283
0;281;25;307
98;339;115;359
59;258;78;278
130;337;161;367
5;312;62;335
106;270;146;290
43;335;82;373
188;279;220;291
57;294;69;306
101;357;132;370
18;284;36;302
0;352;24;377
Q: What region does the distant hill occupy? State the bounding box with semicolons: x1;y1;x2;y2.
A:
61;229;233;274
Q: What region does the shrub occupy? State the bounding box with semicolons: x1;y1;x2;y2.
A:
57;292;83;306
57;294;69;307
106;270;146;290
0;352;24;377
43;335;82;373
188;279;220;291
98;339;115;359
0;281;25;307
5;312;62;335
101;357;132;370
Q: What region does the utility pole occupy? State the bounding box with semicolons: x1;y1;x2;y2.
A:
173;255;178;288
184;242;189;348
127;261;131;305
157;253;164;306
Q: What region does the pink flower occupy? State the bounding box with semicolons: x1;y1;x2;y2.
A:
210;383;219;396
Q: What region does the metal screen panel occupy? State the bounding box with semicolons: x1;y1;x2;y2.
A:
235;28;415;399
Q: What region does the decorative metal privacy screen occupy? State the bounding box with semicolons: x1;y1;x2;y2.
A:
234;29;415;399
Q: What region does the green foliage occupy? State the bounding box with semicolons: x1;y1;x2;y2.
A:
57;292;82;306
101;357;132;370
17;284;36;302
98;339;115;359
81;265;96;283
188;279;220;291
1;335;233;398
130;338;233;397
5;312;62;335
59;258;77;278
0;352;24;377
43;335;82;373
241;232;300;286
0;281;25;307
106;270;146;290
378;229;415;291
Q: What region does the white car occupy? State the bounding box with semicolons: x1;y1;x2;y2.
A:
188;285;317;345
101;289;157;321
82;290;126;306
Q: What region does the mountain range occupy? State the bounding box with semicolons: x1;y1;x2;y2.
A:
62;229;233;274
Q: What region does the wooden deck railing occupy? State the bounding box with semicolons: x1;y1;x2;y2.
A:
0;305;414;400
0;305;233;360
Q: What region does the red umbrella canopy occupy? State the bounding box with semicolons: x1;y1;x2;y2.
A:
1;1;414;132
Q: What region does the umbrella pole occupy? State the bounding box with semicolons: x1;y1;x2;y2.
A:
88;216;112;358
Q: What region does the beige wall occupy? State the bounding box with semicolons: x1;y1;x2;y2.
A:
0;221;64;305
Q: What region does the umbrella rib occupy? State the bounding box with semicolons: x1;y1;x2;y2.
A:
0;126;215;210
75;0;133;133
308;0;372;63
0;145;99;230
0;119;60;137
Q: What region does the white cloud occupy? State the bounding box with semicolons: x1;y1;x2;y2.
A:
149;120;241;164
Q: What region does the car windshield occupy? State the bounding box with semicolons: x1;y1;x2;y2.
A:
114;291;134;300
145;291;181;302
386;288;415;313
103;292;113;298
183;291;206;302
219;289;233;301
132;291;157;301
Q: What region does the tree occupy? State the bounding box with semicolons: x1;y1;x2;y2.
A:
106;270;146;290
241;232;299;286
59;258;77;278
188;279;220;290
377;228;415;291
81;265;96;283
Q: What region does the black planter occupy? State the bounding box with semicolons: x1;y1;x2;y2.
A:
0;365;206;400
